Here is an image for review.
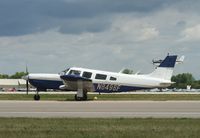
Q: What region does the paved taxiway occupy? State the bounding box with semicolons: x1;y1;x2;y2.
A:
0;101;200;118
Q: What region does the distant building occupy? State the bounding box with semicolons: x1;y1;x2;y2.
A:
0;79;27;90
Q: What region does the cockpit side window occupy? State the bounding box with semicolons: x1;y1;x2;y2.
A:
82;71;92;79
68;70;81;76
95;74;107;80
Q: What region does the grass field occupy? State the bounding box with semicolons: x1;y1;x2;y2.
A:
0;118;199;138
0;94;200;101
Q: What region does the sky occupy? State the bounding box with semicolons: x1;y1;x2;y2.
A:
0;0;200;79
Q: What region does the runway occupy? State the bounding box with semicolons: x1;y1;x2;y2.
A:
0;101;200;118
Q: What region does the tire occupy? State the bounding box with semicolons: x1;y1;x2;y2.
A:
74;94;81;101
74;91;88;101
34;95;40;101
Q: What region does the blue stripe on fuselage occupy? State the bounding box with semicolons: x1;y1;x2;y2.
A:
29;79;63;90
93;83;150;93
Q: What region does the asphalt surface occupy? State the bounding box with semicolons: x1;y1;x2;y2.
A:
0;101;200;118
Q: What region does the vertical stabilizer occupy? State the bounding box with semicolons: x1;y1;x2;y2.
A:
149;55;177;80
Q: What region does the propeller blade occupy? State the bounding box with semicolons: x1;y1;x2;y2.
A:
26;79;29;95
26;65;29;95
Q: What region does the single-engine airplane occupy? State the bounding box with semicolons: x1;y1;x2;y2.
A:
24;55;179;101
58;55;178;101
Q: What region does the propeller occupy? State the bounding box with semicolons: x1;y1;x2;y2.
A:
25;65;29;95
22;65;30;95
26;65;29;95
152;59;155;64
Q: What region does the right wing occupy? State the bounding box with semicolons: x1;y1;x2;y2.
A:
60;75;94;92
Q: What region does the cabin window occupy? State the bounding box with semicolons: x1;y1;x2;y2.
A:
68;70;81;76
82;71;92;79
110;76;117;81
95;74;107;80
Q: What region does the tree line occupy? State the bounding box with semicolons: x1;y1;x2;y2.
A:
170;73;200;89
0;72;28;79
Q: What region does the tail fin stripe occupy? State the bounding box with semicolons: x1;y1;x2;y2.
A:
159;55;177;68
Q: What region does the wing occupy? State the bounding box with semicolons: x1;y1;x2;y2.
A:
60;75;94;92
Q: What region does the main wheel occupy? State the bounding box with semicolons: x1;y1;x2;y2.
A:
74;94;82;101
34;95;40;101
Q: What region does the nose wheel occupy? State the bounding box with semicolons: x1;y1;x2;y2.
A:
34;94;40;100
34;89;40;100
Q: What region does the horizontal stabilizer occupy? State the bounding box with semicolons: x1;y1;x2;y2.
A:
159;82;175;87
176;55;185;64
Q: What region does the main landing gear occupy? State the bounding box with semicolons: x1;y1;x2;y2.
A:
74;89;88;101
34;89;41;101
74;80;88;101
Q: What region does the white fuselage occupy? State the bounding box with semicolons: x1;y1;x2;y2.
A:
62;67;173;92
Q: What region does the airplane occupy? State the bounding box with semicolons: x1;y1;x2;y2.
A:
56;55;179;101
152;55;184;66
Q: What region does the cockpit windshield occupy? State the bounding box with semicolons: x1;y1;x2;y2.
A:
59;68;70;75
68;70;81;76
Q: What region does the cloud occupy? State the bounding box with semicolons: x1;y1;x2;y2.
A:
180;24;200;41
110;18;160;42
138;27;159;41
0;0;177;36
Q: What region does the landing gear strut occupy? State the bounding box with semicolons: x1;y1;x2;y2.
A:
34;89;40;101
75;90;88;101
74;80;88;101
